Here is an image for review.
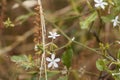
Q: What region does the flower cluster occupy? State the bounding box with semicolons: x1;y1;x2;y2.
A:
46;31;60;69
34;31;60;69
94;0;120;28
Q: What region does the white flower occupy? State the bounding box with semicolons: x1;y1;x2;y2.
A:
48;32;60;39
94;0;108;10
111;16;120;27
71;37;75;41
46;54;60;69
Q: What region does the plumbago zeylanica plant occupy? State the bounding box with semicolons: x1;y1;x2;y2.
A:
9;0;120;80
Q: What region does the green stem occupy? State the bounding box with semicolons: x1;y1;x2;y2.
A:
55;40;72;51
47;20;98;53
70;0;79;14
86;0;93;9
47;20;114;61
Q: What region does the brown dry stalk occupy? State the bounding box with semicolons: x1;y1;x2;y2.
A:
36;0;47;80
34;5;42;44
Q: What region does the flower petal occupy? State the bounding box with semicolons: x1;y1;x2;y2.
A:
48;62;53;68
49;32;52;35
113;22;117;26
52;36;56;39
115;16;119;20
51;54;55;60
56;34;60;37
111;19;115;22
46;57;52;62
54;58;60;62
94;0;100;3
101;4;105;9
103;2;108;5
100;0;103;2
95;4;100;8
48;35;52;38
53;62;58;68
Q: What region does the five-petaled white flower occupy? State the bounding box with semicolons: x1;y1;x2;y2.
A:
111;16;120;27
48;32;60;39
46;54;60;69
94;0;108;10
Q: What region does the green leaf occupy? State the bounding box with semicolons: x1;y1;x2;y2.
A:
62;46;73;69
96;59;106;71
11;55;28;63
31;74;38;80
11;55;34;70
111;0;120;15
47;71;59;78
80;11;97;29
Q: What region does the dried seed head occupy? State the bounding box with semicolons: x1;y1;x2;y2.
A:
34;5;42;44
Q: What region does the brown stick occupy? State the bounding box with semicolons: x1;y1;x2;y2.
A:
0;28;35;54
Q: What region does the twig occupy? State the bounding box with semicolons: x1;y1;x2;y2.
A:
37;0;47;80
53;0;89;16
0;28;35;54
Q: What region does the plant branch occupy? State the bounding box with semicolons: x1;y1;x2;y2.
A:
37;0;47;80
